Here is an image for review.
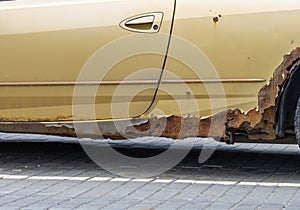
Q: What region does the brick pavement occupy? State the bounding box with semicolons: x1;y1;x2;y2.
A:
0;133;298;209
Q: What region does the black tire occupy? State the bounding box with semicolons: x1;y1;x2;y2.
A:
294;97;300;146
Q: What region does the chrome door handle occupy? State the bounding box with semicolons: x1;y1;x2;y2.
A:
120;12;163;33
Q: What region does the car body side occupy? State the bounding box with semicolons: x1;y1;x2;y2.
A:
156;0;300;117
1;0;300;141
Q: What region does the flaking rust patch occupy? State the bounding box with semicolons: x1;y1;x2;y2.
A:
1;48;300;141
127;47;300;141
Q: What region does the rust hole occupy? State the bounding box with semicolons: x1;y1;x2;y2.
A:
213;17;219;23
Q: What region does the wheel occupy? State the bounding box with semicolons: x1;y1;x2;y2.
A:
294;97;300;146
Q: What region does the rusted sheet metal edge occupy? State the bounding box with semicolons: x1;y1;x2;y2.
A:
220;47;300;141
0;48;300;142
0;119;296;144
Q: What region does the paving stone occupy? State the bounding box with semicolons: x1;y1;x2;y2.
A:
236;186;278;208
0;134;298;209
4;195;49;209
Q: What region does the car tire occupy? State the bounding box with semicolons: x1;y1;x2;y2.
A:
294;97;300;146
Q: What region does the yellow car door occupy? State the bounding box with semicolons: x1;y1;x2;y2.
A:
0;0;175;121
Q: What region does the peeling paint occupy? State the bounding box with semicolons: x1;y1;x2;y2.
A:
117;48;300;142
1;48;300;143
45;124;74;129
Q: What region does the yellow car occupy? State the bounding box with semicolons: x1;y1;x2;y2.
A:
1;0;300;145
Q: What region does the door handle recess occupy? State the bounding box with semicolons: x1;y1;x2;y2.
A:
120;12;163;33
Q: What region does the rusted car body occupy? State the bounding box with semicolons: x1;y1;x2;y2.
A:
1;0;300;144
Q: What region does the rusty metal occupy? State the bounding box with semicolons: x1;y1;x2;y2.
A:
213;17;219;23
127;45;300;142
1;48;300;142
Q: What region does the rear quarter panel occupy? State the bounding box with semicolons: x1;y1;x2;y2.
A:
155;0;300;117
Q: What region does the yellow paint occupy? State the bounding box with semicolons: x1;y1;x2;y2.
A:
153;1;300;118
0;0;174;121
1;0;300;122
